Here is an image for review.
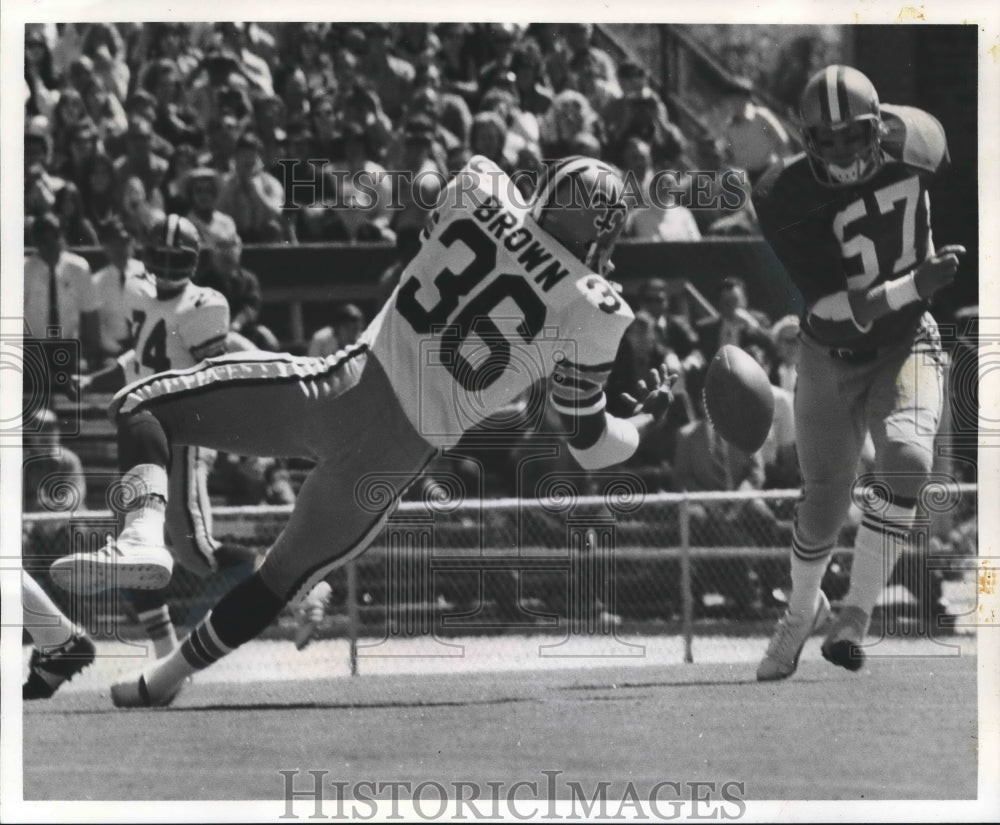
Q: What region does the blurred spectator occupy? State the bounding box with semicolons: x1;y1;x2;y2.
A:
476;23;520;96
211;23;275;97
480;88;539;160
621;138;701;242
359;23;414;122
397;23;440;71
634;278;703;373
274;65;311;127
81;23;130;102
290;23;336;93
24;213;100;366
510;39;553;117
539;90;601;159
24;28;59;119
339;83;394;162
25;119;65;226
695;276;766;359
142;59;203;148
188;48;253;127
604;62;675;164
135;23;201;84
91;217;143;361
204;113;245;172
770;35;831;116
120;91;176;159
23;409;87;514
253;95;288;172
435;23;478;102
199;258;281;353
113;116;168;211
53;182;98;246
308;90;340;160
81;77;129;143
308;303;366;359
569;48;620;114
80;151;118;227
118;175;165;243
57;118;101;189
561;24;617;88
185;167;243;268
328;123;394;243
163;142;201;213
770;315;800;393
470;112;511;171
216;132;286;243
389;116;445;242
721;79;791;186
51;89;89;171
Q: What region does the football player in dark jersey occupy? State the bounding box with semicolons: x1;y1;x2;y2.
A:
753;65;964;680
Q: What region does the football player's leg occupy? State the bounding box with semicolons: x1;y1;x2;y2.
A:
758;343;863;681
119;441;431;707
829;336;944;663
22;573;96;699
51;351;363;593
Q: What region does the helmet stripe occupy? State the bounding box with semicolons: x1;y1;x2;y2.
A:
824;66;840;122
532;156;590;218
836;65;851;120
165;213;178;248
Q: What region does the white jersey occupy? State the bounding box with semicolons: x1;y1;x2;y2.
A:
119;272;230;382
365;156;634;448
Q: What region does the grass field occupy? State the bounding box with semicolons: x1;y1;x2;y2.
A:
22;636;978;804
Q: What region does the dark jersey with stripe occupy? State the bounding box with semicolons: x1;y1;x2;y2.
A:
753;104;949;349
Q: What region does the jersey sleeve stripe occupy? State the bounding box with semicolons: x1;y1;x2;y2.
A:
550;393;607;417
189;333;228;359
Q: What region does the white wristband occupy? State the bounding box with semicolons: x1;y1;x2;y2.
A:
568;413;640;470
884;272;922;311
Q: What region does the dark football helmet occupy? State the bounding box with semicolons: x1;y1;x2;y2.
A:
144;213;200;291
800;65;883;187
529;156;628;276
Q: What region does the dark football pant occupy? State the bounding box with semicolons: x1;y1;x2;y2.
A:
112;348;435;602
793;313;944;556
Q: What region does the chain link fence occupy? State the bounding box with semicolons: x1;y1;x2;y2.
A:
21;474;978;672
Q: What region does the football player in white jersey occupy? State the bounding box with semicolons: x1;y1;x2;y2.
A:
70;214;234;656
51;156;676;707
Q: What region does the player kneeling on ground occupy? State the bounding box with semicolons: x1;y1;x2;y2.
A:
51;155;676;706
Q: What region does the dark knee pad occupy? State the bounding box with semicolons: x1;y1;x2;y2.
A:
208;571;285;649
118;410;171;472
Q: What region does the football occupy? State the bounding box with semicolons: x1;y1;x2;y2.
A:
703;344;775;454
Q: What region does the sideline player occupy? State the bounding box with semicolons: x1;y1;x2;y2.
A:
22;574;95;699
50;156;677;706
753;66;963;680
70;214;240;656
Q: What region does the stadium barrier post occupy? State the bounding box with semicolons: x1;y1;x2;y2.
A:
346;559;359;676
679;496;694;663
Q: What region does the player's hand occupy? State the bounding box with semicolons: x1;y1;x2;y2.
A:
64;373;93;402
914;245;965;298
621;364;678;422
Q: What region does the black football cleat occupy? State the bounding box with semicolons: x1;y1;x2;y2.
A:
23;634;96;700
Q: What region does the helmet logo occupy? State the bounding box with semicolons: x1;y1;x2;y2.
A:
592;192;626;239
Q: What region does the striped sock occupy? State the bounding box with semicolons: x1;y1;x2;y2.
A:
137;605;178;658
787;533;834;617
843;497;914;618
143;611;232;701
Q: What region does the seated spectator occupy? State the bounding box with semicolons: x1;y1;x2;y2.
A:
142;59;203;149
57;118;102;190
338;83;394;163
621;137;701;242
80;77;129;144
53;182;98;246
539;89;601;160
25;119;65;228
308;302;366;359
91;217;144;361
80;151;118;227
470;112;511;171
216;132;286;243
308;90;341;161
23;408;87;514
117;90;177;160
134;23;201;86
603;62;676;164
389;116;445;241
203;113;245;173
722;78;791;186
118;174;165;244
327;123;394;243
479;88;539;162
396;23;440;71
24;27;59;120
476;23;520;96
211;23;275;97
634;277;703;376
113;116;168;211
80;23;130;102
511;39;553;117
695;276;766;360
291;23;337;94
162;142;200;214
209;453;296;506
569;48;620;115
24;213;100;368
358;23;415;123
253;94;288;173
188;48;254;127
185;167;243;268
770;315;800;393
435;23;479;103
274;65;311;128
561;23;618;89
50;88;89;171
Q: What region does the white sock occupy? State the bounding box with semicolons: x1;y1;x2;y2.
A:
121;464;168;544
843;500;913;617
22;574;79;651
137;604;179;658
787;534;833;617
144;611;232;699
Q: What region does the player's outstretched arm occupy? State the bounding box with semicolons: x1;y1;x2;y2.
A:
66;355;130;400
848;244;965;327
619;364;678;442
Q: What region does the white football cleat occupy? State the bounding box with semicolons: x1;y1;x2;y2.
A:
111;673;182;708
49;529;173;594
756;591;832;682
